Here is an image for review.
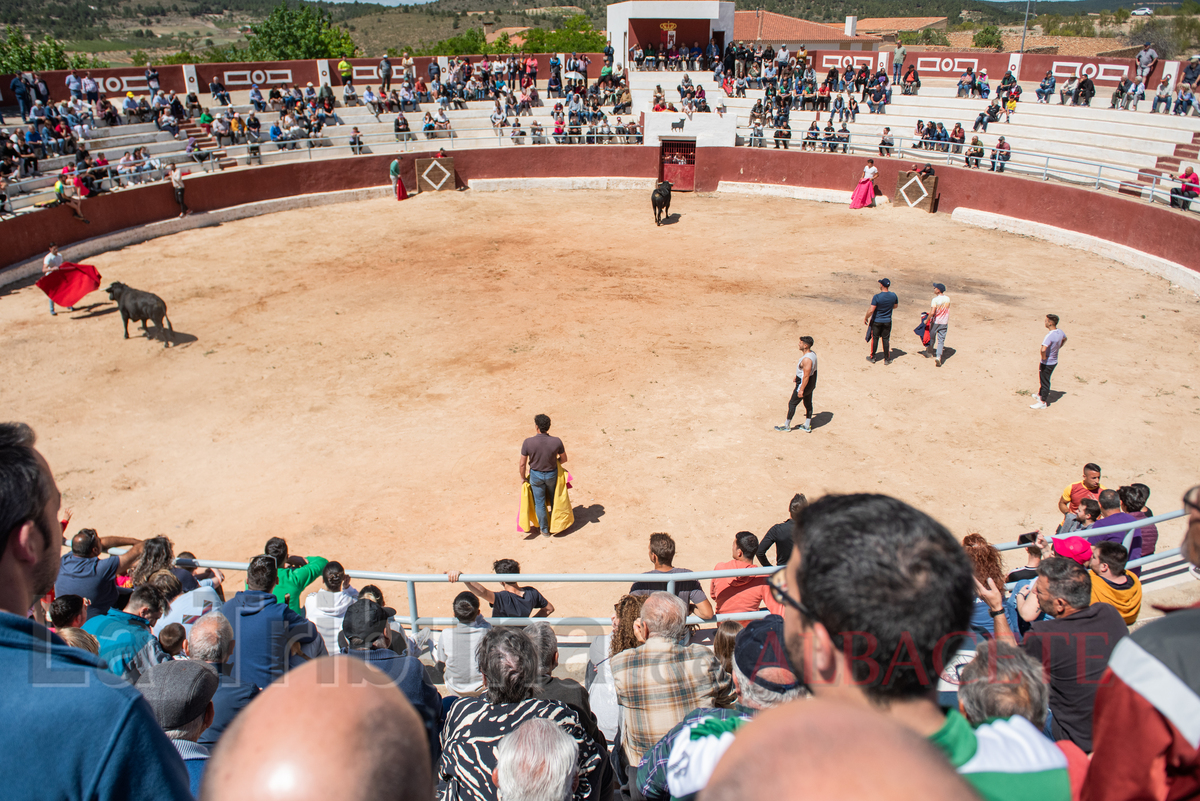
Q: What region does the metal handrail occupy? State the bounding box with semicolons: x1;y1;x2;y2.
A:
992;508;1184;552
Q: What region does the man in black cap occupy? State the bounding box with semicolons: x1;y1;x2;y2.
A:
635;615;805;799
136;659;220;798
342;598;443;763
864;278;899;364
927;283;950;366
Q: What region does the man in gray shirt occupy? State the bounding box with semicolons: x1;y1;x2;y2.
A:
519;413;567;537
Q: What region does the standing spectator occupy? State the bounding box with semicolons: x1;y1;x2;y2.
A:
189;612;259;749
447;559;555;619
637;615;805;799
379;55;393;93
519;413;568;537
1058;462;1104;518
988;557;1128;752
338;56;353;89
145;66;161;94
135;659;219;797
893;44;906;83
202;657;433;801
436;590;492;696
303;560;358;654
264;536;328;613
55;527;145;617
402;52;415;80
629;532;714;619
10;73;31;122
440;628;606;801
610;592;735;787
756;493;806;566
776;336;817;433
1082;482;1200;801
783;494;1071;800
1031;313;1066;409
1135;42;1159;80
169;162;189;218
220;554;320;691
341;598;442;762
0;422;193;801
495;720;579;801
710;531;770;616
1088;542;1142;624
864;278;898;365
927;283;949;366
82;584;173;683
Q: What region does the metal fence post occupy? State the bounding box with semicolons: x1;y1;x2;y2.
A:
1043;157;1049;181
407;580;419;633
666;579;676;597
1095;164;1102;190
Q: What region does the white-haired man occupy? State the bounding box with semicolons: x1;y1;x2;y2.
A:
492;718;580;801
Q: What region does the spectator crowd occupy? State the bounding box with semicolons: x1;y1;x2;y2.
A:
2;419;1196;801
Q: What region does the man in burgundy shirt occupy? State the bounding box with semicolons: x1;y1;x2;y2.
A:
518;414;567;537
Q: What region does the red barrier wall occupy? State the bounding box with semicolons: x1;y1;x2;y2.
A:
200;60;322;94
0;66;187;104
1019;53;1164;86
3;147;1194;275
809;50;890;75
901;52;1017;80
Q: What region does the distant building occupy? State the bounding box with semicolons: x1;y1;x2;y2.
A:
852;17;949;36
732;10;881;50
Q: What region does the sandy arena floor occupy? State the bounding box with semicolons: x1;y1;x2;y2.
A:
3;190;1198;620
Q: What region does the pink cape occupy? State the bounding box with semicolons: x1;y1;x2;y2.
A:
36;262;102;307
849;178;876;209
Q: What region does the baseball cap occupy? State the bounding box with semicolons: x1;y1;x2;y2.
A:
127;92;134;97
879;278;891;287
733;615;799;693
135;660;219;730
341;599;396;648
1053;536;1092;565
933;282;946;292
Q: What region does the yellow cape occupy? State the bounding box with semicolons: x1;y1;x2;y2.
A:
518;465;574;534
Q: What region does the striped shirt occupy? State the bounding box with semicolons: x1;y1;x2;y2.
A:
610;636;736;766
930;710;1071;801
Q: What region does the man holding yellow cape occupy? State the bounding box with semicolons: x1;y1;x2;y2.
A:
519;414;573;537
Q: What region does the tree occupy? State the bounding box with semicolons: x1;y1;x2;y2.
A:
519;15;606;53
898;28;951;46
0;26;107;72
246;4;359;61
1127;18;1185;60
972;25;1004;49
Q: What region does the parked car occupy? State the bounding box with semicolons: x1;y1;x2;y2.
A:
1131;7;1154;16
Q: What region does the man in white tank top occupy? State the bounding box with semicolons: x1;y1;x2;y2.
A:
776;336;818;433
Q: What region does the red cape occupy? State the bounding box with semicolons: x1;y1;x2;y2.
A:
36;263;102;308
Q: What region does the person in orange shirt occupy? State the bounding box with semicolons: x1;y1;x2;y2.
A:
711;532;771;618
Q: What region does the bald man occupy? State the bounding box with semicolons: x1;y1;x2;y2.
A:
701;700;977;801
202;656;432;801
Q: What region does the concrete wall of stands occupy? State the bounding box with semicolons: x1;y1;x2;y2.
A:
3;146;1196;274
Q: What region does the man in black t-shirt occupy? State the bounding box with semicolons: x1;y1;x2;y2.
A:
756;493;808;566
446;559;555;620
519;414;567;537
863;278;899;364
1004;532;1043;583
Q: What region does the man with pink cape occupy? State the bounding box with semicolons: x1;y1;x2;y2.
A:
37;245;102;315
849;158;879;209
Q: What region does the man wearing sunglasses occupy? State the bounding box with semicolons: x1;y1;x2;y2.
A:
774;494;1071;801
1083;484;1200;801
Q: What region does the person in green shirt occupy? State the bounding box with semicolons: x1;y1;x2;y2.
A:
775;494;1071;801
263;537;328;613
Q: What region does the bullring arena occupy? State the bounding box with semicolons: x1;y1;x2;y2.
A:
3;182;1198;618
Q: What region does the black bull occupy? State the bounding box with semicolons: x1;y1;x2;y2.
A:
105;282;175;347
652;181;673;226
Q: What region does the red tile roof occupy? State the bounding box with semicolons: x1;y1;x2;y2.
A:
855;17;948;32
732;11;880;43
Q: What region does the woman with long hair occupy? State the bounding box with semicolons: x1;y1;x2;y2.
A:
129;536;174;587
584;593;648;742
963;532;1008;635
712;620;741;677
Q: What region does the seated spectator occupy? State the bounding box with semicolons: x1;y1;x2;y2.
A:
902;65;921;95
526;621;602;743
711;531;770;615
1150;76;1173;113
1075;75;1096;106
637;615;805;799
451;550;551;611
1088;541;1142;624
986;556;1128;752
786;494;1070;800
203;656;433;800
957;69;976;98
209;77;230;106
611;592;734;788
136;659;219;797
248;84;265;112
1086;488;1143;561
0;422;196;798
1060;497;1100;534
879;127;895;157
363;86;382;120
158;624;187;660
977;70;992;99
629;533;714;619
57;626;100;654
495;719;580;801
264;536;329;613
197;107;214;135
773;121;791;150
55;527;145;617
868;84;886;113
441;627;606;800
436;591;492;696
585;593;646;743
341;598;442;763
962;533;1009;636
1120;483;1158;555
220;554;321;691
989;136;1011;173
1083;481;1200;801
1005;531;1044;583
49;594;89;630
188;612;259;749
1171;165;1199;210
82;584;172;683
211;114;233;147
530;120;546;145
304;560;358;654
706;699;980;800
965;136;985;169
